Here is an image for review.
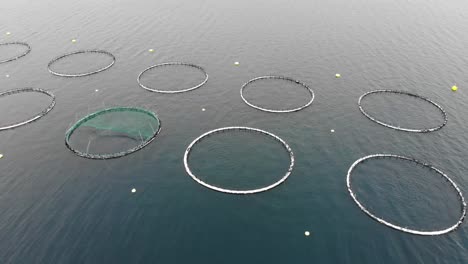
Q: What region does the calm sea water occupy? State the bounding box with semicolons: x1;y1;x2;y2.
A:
1;0;468;263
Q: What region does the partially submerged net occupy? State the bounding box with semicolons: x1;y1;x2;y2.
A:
48;50;115;77
346;154;466;236
137;62;209;93
240;76;315;113
184;126;295;194
0;88;55;131
358;90;447;133
65;107;161;159
0;42;31;64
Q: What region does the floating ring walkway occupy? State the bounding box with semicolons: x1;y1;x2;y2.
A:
0;88;55;131
358;90;447;133
65;107;161;159
0;42;31;64
346;154;466;236
137;62;208;93
240;76;315;113
48;50;115;77
184;126;294;194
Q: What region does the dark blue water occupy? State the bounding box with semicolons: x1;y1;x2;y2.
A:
1;0;468;263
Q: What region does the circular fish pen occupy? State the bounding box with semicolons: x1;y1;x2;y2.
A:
183;126;295;194
0;88;55;131
240;76;315;113
48;50;115;77
0;42;31;64
137;62;209;93
358;90;447;132
346;154;466;236
65;107;161;159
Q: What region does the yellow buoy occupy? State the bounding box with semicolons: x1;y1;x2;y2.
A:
0;154;3;159
234;61;240;66
452;85;458;91
6;32;11;35
304;231;310;236
71;39;77;43
148;49;155;53
335;73;341;78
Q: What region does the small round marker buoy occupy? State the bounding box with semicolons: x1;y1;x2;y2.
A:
452;85;458;91
335;73;341;78
131;188;136;193
5;74;9;78
304;231;310;236
6;32;11;35
202;108;206;111
331;129;335;133
234;61;240;66
95;89;99;92
148;49;155;53
71;39;77;43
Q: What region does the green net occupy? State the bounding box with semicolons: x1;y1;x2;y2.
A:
80;109;158;141
65;107;161;159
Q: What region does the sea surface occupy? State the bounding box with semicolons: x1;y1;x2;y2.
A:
1;0;468;263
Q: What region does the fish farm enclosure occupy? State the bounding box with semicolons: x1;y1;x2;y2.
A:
1;0;468;263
